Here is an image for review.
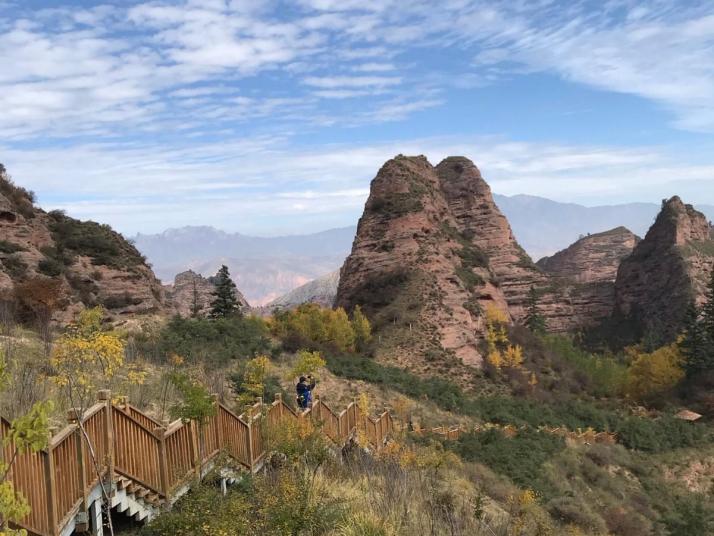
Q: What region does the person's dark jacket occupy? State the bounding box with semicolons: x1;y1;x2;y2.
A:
296;378;316;408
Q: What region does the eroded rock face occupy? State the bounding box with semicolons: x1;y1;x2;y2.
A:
534;227;640;332
537;227;639;284
336;155;505;368
166;270;249;317
0;166;166;321
614;197;714;342
435;157;548;323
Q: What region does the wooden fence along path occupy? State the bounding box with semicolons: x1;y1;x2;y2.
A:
1;392;393;536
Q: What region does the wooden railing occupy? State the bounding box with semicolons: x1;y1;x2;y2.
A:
1;391;393;536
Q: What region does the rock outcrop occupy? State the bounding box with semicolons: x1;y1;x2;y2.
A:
537;227;639;284
336;155;504;368
614;197;714;342
0;164;165;320
165;270;248;317
336;156;696;368
266;270;339;311
535;227;640;334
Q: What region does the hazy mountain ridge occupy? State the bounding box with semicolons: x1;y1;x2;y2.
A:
133;197;714;305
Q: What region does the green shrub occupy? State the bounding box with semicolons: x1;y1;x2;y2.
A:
441;428;565;499
0;166;35;218
456;244;489;269
541;335;627;397
1;254;27;278
102;292;142;310
661;493;714;536
48;210;146;269
37;257;64;277
455;266;484;291
326;354;711;453
156;315;271;365
0;241;25;254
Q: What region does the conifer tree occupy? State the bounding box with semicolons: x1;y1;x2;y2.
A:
682;267;714;377
524;286;547;335
702;266;714;344
209;265;242;319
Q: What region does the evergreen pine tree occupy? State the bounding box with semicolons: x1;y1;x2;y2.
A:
702;266;714;344
209;265;242;319
681;304;708;377
682;266;714;377
524;285;547;335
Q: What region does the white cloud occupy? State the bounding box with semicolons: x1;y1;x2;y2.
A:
3;135;714;236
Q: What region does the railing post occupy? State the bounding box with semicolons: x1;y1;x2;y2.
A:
275;393;283;418
44;430;58;536
212;395;223;449
98;390;114;491
189;420;201;481
246;406;254;469
68;408;89;532
154;426;169;498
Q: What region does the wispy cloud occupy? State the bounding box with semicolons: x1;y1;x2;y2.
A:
3;135;713;236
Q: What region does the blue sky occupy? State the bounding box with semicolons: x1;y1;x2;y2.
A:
1;0;713;235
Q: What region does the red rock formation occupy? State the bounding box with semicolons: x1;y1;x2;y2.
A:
0;165;165;320
614;197;714;342
336;155;506;368
537;227;639;284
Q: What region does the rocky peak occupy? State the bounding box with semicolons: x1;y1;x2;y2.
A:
537;227;640;284
337;155;507;369
166;269;249;318
435;156;545;322
614;197;714;343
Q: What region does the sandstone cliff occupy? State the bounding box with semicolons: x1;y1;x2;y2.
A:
0;164;165;321
535;227;640;335
614;197;714;343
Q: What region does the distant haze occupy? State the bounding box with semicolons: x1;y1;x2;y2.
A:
134;195;714;305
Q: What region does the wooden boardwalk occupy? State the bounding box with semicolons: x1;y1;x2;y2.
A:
1;392;393;536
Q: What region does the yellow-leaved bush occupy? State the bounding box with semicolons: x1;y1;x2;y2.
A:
625;340;685;402
51;307;128;409
484;304;524;370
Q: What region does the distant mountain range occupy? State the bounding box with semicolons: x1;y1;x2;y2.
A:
133;226;354;305
133;195;714;305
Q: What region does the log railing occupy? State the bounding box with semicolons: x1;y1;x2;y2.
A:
1;391;393;536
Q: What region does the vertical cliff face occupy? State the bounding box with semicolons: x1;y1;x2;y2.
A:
614;197;714;342
336;155;510;368
435;157;547;322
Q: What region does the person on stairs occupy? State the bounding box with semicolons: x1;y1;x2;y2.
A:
296;375;316;411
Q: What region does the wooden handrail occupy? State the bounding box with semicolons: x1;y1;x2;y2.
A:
4;393;394;536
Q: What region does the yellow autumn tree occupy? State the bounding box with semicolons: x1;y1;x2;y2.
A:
485;304;510;369
51;307;126;410
503;345;524;368
236;355;273;407
625;341;685;402
290;349;326;381
351;305;372;352
326;307;356;352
